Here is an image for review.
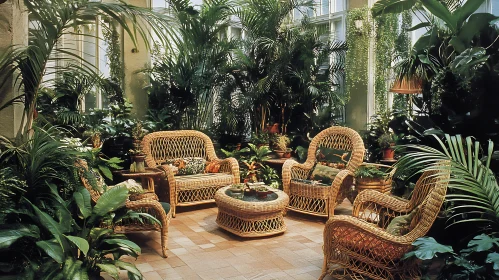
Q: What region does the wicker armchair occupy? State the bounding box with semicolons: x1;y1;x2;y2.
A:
282;126;365;218
142;130;240;217
319;168;450;280
76;160;171;258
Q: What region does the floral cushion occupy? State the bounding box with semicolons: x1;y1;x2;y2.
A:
164;157;207;175
316;147;351;169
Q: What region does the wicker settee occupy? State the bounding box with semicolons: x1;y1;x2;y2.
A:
76;160;171;258
282;126;365;218
319;168;450;280
142;130;240;217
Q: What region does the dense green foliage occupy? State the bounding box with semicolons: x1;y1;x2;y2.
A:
0;127;145;279
146;0;347;141
373;0;499;144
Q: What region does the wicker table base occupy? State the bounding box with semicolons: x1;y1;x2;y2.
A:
215;186;289;237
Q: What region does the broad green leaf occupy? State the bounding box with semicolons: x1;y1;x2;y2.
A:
65;235;90;256
36;239;65;264
486;252;499;270
453;0;486;27
92;185;128;217
371;0;417;18
420;0;456;33
115;260;142;278
403;237;454;260
104;238;141;254
468;234;499;252
74;188;92;218
96;264;119;279
450;47;489;73
98;165;113;180
407;22;431;32
0;224;39;249
89;228;113;242
29;201;67;250
62;258;89;280
451;14;498;53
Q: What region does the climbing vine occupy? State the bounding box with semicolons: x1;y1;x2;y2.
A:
103;19;124;86
374;12;397;113
392;11;412;112
345;7;372;101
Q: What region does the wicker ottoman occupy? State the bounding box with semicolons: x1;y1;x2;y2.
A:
214;186;289;237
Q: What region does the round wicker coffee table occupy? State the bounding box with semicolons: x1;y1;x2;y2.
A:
214;186;289;237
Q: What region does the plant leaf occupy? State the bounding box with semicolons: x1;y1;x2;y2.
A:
96;264;119;279
92;185;128;218
65;235;89;256
371;0;417;18
114;260;142;279
36;239;65;264
486;252;499;271
0;224;40;249
403;237;454;260
74;187;92;219
468;234;499;252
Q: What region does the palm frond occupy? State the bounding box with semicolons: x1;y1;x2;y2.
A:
395;134;499;232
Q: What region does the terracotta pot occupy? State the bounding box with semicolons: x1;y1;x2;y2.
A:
268;123;280;134
275;151;285;158
382;148;395;160
131;154;145;163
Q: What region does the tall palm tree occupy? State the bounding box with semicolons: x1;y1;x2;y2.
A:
0;0;176;139
230;0;347;133
147;0;236;130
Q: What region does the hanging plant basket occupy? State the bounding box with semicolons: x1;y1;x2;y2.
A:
390;77;422;94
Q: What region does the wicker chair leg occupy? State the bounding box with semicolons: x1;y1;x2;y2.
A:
319;258;328;280
161;226;168;258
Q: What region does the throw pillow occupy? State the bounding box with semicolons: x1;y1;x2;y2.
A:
112;179;144;194
205;161;221;173
386;207;420;236
309;164;341;185
316;147;351;169
164;157;207;175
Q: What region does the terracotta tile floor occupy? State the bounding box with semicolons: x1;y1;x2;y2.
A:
108;201;353;280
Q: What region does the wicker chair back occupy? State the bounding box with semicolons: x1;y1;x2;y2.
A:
306;126;365;172
142;130;217;167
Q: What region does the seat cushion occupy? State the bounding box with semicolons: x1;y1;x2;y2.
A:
310;164;341;185
164;157;207;175
175;173;234;190
160;202;171;214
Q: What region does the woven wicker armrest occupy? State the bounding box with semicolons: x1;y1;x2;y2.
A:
325;215;414;247
353;190;409;214
217;157;240;177
282;159;315;193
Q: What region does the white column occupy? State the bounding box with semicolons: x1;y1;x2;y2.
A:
0;0;28;139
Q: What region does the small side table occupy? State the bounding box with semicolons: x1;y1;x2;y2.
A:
114;168;164;194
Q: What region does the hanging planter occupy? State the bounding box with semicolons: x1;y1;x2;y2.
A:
390;77;422;94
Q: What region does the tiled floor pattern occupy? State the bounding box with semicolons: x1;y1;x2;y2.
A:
109;201;353;280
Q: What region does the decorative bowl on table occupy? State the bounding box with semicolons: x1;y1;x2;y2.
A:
255;186;273;199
